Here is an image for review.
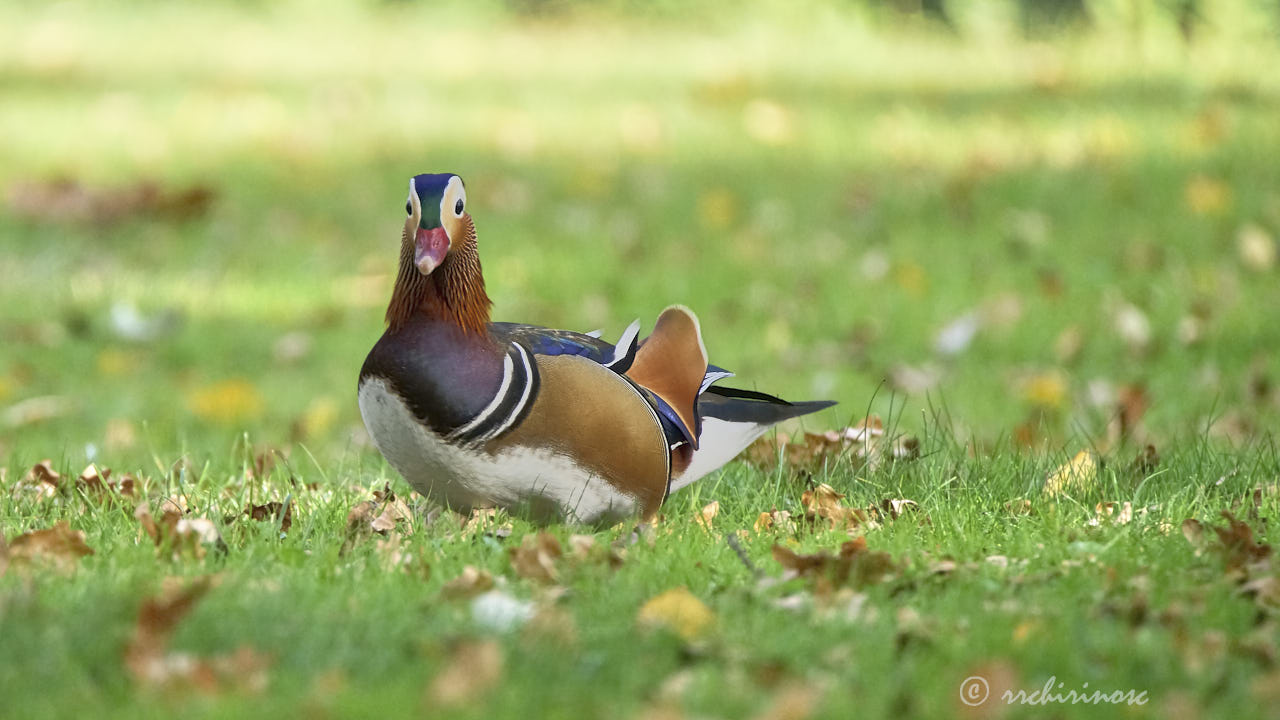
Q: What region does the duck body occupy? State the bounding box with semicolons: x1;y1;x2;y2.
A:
360;320;669;523
358;173;834;524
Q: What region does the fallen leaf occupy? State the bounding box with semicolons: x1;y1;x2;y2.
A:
76;464;129;498
187;379;264;424
125;577;212;686
1240;576;1280;608
291;396;339;442
125;577;271;694
1113;302;1152;353
428;640;504;708
1054;325;1085;364
1181;519;1205;547
935;313;981;356
743;98;794;146
509;532;563;584
743;416;918;474
638;587;715;641
5;521;94;572
1005;499;1034;516
471;591;536;632
697;187;738;230
1021;370;1068;410
1211;511;1271;576
242;501;292;535
1238;223;1276;272
696;501;719;532
751;682;821;720
135;502;223;560
1;395;73;428
800;484;874;532
1184;174;1232;216
521;604;579;648
754;509;796;534
6;178;214;225
772;536;897;592
371;496;413;534
1090;501;1134;526
1043;450;1099;497
10;459;63;499
441;566;495;600
568;534;596;560
878;498;921;521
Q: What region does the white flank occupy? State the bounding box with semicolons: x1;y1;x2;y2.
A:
359;378;636;523
449;351;515;439
669;417;771;493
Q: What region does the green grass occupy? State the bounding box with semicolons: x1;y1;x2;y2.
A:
3;1;1280;717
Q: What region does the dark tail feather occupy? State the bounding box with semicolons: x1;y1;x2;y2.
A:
699;385;836;425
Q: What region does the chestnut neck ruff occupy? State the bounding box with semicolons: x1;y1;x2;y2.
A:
386;216;493;336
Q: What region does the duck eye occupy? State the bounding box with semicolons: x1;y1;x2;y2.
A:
455;198;465;216
405;200;412;216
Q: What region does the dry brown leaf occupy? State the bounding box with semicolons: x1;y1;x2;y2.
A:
371;496;412;534
509;532;563;584
1091;501;1134;526
799;483;874;532
5;521;93;572
1241;576;1280;608
878;498;921;521
751;682;821;720
441;566;495;600
6;178;214;225
521;605;579;648
10;459;63;499
1211;511;1271;576
754;509;796;534
565;534;624;569
637;587;715;641
568;534;596;560
125;577;271;694
76;464;138;500
1043;450;1099;497
245;501;292;535
125;577;213;685
460;507;511;537
696;501;719;532
1005;499;1034;515
772;536;896;592
428;640;504;708
1181;519;1205;547
743;416;918;473
134;503;222;560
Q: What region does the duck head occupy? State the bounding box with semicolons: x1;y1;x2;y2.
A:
404;173;468;276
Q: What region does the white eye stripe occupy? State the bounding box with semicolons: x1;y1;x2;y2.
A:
440;176;466;219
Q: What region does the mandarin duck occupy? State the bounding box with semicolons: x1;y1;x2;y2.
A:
358;173;834;524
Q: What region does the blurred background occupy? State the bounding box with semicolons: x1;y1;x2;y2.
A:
2;0;1278;473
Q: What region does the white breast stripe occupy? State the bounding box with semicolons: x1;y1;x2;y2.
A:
451;351;515;438
479;342;536;442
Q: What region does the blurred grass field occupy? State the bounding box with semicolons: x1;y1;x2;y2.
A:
3;1;1280;717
